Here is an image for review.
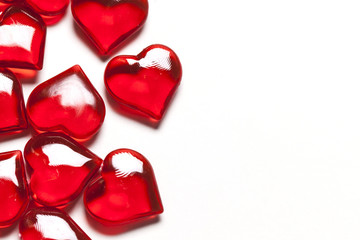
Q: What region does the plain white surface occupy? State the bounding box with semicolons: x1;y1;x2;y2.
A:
3;0;360;239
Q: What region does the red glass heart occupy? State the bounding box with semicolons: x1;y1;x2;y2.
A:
24;132;102;208
19;207;91;240
0;68;27;134
71;0;148;55
0;6;46;70
25;0;69;25
0;150;29;228
104;44;182;124
84;148;163;225
26;65;106;142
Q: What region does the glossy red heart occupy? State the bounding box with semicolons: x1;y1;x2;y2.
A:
19;207;91;240
71;0;148;55
24;132;102;208
84;148;163;225
0;150;29;228
25;0;69;25
26;65;106;142
0;5;46;70
0;68;27;135
104;44;182;124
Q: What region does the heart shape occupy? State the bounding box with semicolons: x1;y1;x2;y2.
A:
0;150;29;228
71;0;148;55
26;65;106;142
84;148;163;225
0;68;27;134
104;44;182;123
19;207;91;240
24;132;102;208
0;5;46;70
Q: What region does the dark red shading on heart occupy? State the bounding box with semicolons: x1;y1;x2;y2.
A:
0;150;29;228
104;44;182;124
0;5;46;70
71;0;148;55
26;65;106;142
84;148;163;225
0;68;28;135
0;0;19;12
25;0;69;25
24;132;102;208
19;207;91;240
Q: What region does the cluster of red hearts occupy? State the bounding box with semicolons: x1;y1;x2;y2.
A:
0;0;182;239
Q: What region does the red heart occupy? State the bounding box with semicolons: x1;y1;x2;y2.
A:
0;150;29;228
0;6;46;70
71;0;148;55
26;65;106;142
19;207;91;240
24;132;102;208
0;68;27;134
104;44;182;124
84;148;163;225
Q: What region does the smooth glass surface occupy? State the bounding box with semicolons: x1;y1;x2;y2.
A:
104;44;182;123
71;0;148;55
0;150;29;228
26;65;106;142
24;132;102;208
0;6;46;69
25;0;69;25
19;207;91;239
0;68;27;134
84;148;163;225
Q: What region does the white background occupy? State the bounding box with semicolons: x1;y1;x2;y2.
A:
2;0;360;239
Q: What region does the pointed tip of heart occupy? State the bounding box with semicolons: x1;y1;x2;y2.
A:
71;0;149;56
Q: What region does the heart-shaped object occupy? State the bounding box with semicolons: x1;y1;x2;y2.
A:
0;68;27;134
104;44;182;123
25;0;69;25
84;148;163;225
24;132;102;208
26;65;106;142
71;0;148;55
0;5;46;70
19;207;91;240
0;150;29;228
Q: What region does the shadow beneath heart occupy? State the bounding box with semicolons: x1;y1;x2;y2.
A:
85;211;161;235
9;68;39;84
0;127;32;143
104;89;160;129
0;220;18;237
104;87;180;129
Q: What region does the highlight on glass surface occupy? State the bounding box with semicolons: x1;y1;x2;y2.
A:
0;150;29;228
24;132;102;208
0;5;46;70
26;65;106;142
104;44;182;124
0;68;28;135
